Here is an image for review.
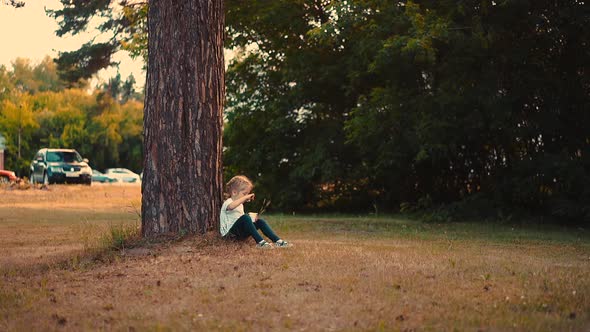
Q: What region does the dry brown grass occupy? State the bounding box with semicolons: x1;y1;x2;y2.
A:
1;185;589;331
0;184;141;269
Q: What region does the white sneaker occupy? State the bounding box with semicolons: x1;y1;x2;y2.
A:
256;240;273;249
274;240;292;248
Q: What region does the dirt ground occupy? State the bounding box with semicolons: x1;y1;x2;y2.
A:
1;185;590;331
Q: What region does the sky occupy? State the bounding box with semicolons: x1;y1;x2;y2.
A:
0;0;145;89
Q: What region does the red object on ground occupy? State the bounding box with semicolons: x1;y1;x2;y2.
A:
0;169;17;183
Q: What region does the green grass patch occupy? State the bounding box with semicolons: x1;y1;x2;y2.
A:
99;222;142;251
268;213;590;244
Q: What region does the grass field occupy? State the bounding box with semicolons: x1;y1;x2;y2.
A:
1;185;589;331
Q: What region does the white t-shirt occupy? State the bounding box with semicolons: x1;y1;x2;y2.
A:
220;198;244;236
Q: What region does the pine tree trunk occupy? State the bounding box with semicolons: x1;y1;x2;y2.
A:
142;0;224;236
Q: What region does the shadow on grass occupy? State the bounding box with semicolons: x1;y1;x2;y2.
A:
0;225;241;280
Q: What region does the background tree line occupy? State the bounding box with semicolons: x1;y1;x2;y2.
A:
223;0;589;222
3;0;589;223
0;56;143;176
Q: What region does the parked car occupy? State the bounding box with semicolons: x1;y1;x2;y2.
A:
0;169;17;183
30;148;92;185
92;170;116;183
104;168;141;183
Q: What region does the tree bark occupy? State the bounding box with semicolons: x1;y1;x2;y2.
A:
142;0;224;236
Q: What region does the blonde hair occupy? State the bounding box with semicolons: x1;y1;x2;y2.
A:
225;175;253;196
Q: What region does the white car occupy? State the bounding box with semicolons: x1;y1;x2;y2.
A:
103;168;141;183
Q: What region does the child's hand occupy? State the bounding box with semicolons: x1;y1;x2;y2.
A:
246;193;255;202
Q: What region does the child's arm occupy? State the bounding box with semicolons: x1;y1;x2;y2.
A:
227;194;255;210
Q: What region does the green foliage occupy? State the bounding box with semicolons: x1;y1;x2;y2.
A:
0;93;39;172
224;0;590;223
0;66;15;101
5;0;24;8
225;0;372;211
120;3;148;64
46;0;147;84
53;42;117;86
0;59;143;176
10;57;66;93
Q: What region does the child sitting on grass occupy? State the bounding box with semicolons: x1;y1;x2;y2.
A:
220;175;291;249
